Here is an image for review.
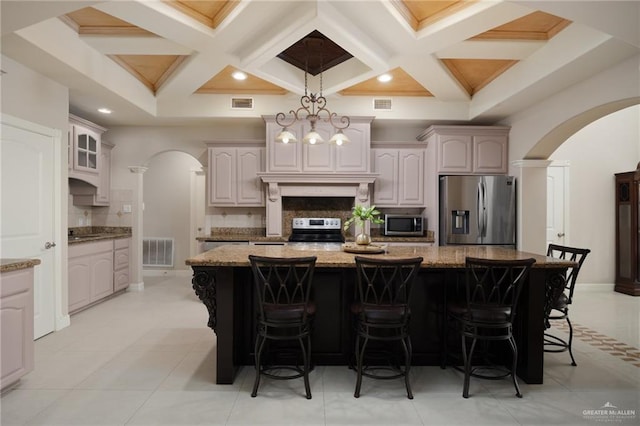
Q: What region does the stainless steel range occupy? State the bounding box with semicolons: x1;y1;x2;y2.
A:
288;218;345;243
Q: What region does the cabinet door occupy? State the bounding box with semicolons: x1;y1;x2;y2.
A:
398;149;425;205
335;123;369;172
209;148;236;205
372;149;398;206
473;135;508;174
437;135;472;173
73;125;100;173
236;148;264;206
91;251;114;301
266;121;301;172
1;268;34;390
68;255;92;312
95;143;112;205
302;123;333;172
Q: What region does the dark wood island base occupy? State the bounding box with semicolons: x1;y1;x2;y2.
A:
187;245;573;385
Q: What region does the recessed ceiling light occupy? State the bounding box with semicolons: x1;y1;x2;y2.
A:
98;108;112;114
377;73;392;83
232;71;247;81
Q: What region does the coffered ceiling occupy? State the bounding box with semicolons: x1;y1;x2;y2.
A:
1;1;638;127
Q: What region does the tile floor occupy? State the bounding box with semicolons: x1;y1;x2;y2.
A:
2;275;639;426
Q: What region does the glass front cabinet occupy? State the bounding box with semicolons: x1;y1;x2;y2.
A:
69;114;106;188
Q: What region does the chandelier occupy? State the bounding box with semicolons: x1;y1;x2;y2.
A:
275;39;350;146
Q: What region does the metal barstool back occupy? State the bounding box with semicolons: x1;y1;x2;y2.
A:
544;244;591;366
352;255;423;399
451;257;536;398
248;255;317;399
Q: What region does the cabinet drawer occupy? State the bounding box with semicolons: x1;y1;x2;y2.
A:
114;269;129;292
114;238;130;250
114;247;129;270
69;240;113;258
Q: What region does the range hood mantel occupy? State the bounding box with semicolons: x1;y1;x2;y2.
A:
258;173;378;184
258;173;379;237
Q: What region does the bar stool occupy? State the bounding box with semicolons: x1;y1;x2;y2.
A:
544;244;591;366
248;255;317;399
445;257;536;398
351;255;423;399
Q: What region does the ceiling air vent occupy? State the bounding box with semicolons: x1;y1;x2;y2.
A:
231;97;254;110
373;98;392;111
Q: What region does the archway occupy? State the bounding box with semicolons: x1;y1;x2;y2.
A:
141;150;204;278
516;102;639;285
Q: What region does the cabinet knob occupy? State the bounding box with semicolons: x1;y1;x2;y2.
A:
45;241;57;249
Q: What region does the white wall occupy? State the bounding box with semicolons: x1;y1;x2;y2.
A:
550;105;639;285
143;151;202;270
0;54;70;323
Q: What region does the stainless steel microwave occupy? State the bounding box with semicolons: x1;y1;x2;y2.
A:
383;215;424;236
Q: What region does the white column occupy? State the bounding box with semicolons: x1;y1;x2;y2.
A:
128;166;147;291
512;160;552;254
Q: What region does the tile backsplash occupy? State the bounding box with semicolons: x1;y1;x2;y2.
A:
68;189;134;227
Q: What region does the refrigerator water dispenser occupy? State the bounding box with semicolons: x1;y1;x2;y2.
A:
451;210;469;234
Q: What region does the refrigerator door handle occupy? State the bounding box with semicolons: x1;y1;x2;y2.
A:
476;181;483;236
480;179;487;237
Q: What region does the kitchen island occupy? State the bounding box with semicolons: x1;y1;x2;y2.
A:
186;244;573;385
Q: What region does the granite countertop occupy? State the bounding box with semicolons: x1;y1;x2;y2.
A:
197;228;435;244
185;244;572;269
68;226;132;245
1;258;42;273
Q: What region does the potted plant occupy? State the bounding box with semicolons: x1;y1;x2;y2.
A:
343;204;384;245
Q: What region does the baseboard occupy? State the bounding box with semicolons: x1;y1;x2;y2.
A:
128;281;144;291
576;283;615;292
55;314;70;331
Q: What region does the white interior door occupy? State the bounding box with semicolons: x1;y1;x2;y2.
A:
546;163;569;248
1;117;57;339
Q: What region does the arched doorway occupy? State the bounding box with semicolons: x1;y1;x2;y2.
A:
142;150;204;276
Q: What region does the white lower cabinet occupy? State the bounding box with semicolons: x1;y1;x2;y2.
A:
1;267;35;391
68;238;130;314
114;238;130;292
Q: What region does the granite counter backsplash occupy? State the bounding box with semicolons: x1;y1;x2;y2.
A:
68;226;132;245
198;227;434;244
69;226;132;236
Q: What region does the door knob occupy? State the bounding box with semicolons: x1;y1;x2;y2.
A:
557;233;565;237
45;241;57;249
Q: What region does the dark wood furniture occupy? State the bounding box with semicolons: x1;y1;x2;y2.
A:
186;245;575;386
614;169;640;296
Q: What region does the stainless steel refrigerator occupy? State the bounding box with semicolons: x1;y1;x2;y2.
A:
439;175;516;246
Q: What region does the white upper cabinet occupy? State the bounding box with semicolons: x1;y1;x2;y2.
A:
372;145;425;207
419;125;509;175
69;115;112;206
473;135;508;174
208;145;265;207
264;117;371;173
266;121;303;172
438;134;473;173
68;114;107;188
